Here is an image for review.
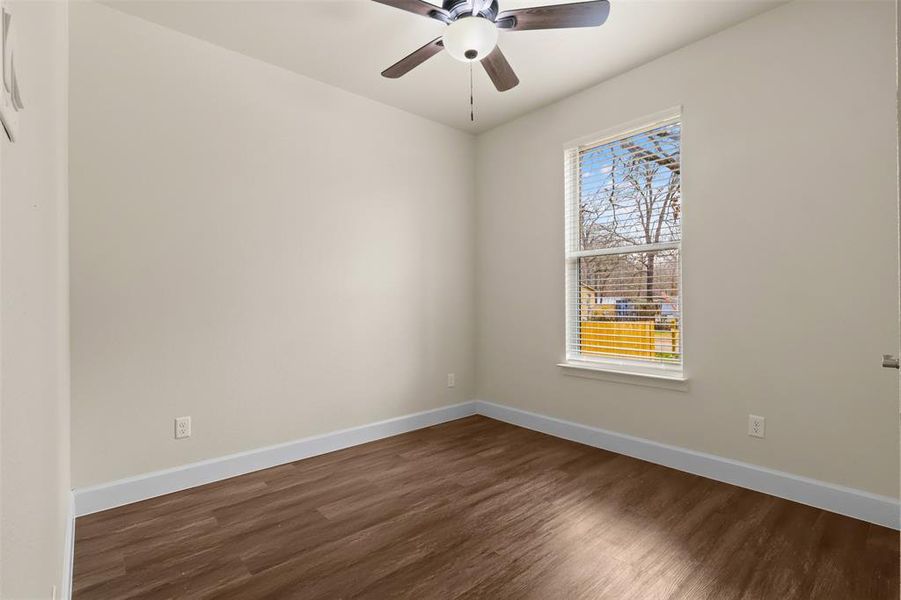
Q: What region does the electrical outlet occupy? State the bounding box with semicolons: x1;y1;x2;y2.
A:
447;373;455;388
174;416;191;439
51;585;57;600
748;414;765;438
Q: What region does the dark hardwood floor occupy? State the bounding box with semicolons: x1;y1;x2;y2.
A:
73;415;899;599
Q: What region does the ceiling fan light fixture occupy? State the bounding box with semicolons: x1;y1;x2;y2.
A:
377;0;611;91
442;16;498;63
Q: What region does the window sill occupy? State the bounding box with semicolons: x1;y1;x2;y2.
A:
557;361;689;391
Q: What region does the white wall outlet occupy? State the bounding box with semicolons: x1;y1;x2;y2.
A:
174;416;191;439
748;414;765;438
447;373;455;388
51;585;57;600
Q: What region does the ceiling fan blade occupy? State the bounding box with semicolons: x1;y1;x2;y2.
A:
372;0;451;23
481;46;519;92
496;0;610;31
382;37;445;79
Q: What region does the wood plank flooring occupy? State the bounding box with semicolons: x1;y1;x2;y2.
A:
73;416;899;599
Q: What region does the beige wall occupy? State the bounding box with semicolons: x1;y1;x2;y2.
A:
476;0;900;498
0;1;71;598
70;2;476;487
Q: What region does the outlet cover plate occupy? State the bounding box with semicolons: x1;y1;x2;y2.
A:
175;416;191;439
748;414;765;438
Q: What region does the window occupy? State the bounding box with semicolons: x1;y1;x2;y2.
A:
564;116;683;378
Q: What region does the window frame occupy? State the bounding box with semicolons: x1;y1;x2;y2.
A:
562;110;685;381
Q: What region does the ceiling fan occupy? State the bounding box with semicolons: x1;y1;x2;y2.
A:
374;0;611;92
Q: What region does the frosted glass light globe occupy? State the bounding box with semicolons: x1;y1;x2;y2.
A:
442;17;498;63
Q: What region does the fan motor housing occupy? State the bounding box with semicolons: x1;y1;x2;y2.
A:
442;0;500;22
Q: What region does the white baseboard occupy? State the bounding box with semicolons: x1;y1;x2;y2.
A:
72;398;899;531
475;400;900;530
61;491;75;599
74;401;477;517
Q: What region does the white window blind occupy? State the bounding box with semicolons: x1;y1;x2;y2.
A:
564;117;683;376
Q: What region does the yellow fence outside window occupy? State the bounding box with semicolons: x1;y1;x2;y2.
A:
579;321;680;361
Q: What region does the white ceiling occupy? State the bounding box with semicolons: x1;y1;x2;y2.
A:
102;0;784;132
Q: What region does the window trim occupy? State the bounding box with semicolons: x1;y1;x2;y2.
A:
562;109;686;381
558;359;688;387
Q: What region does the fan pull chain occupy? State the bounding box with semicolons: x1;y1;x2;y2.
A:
469;62;474;122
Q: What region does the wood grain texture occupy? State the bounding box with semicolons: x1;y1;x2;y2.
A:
496;0;610;31
481;46;519;92
382;37;445;79
74;416;899;599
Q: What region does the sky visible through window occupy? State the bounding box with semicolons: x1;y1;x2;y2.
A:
579;122;681;251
